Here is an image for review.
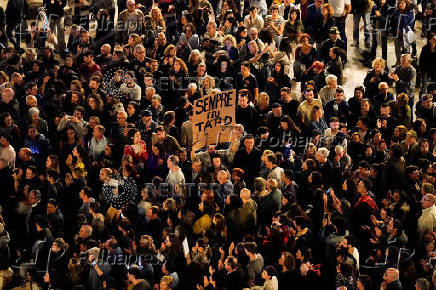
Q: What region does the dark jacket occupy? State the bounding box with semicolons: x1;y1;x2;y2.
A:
419;42;436;78
393;64;416;96
236;105;259;134
324;99;349;123
233;147;262;187
259;189;282;227
43;0;67;19
363;68;390;99
24;133;52;167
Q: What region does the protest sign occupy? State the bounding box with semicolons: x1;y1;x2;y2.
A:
192;89;237;149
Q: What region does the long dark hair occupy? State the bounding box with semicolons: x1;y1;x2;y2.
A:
127;128;140;145
280;115;302;135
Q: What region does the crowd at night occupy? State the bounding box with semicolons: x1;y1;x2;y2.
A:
0;0;435;288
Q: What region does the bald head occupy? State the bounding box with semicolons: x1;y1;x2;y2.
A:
101;44;111;55
217;170;228;184
19;148;32;161
79;224;93;238
422;194;435;209
267;179;278;190
26;95;37;107
384;268;399;284
240;188;251;201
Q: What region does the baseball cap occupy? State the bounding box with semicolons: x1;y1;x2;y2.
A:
329;27;340;34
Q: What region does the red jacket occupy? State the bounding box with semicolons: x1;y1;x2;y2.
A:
124;141;148;164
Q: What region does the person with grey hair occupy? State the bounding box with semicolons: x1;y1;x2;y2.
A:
147;94;165;123
415;278;430;290
27;107;48;137
417;193;436;252
239;27;265;60
238;187;257;238
130;44;147;88
319;74;340;106
332;144;352;177
216;169;234;207
315;147;333;185
0;88;19;120
389;53;416;109
87;246;111;289
204;21;223;43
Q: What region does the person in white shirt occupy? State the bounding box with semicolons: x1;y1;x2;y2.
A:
244;6;265;31
89;125;107;161
417;194;436;251
166;155;186;196
0;134;15;169
120;71;142;102
266;154;285;189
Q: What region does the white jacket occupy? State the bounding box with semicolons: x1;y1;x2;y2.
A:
417;205;436;244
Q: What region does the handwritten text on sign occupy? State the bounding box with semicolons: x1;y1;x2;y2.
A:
192;89;236;147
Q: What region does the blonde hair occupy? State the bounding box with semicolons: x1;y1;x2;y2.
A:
0;71;9;84
160;276;174;289
372;57;386;70
174;58;188;75
188;49;203;63
256;92;270;107
201;75;216;89
164;44;177;57
322;3;334;17
150;6;164;21
222;34;237;47
423;183;435;195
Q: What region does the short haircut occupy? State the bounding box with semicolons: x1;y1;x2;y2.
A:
168;155;179;166
241;61;250;68
81;186;92;197
244;242;257;254
266;154;277;164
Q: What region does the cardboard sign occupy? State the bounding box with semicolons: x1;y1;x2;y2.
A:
192;89;236;149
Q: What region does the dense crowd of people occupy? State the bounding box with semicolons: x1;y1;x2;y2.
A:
0;0;435;288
